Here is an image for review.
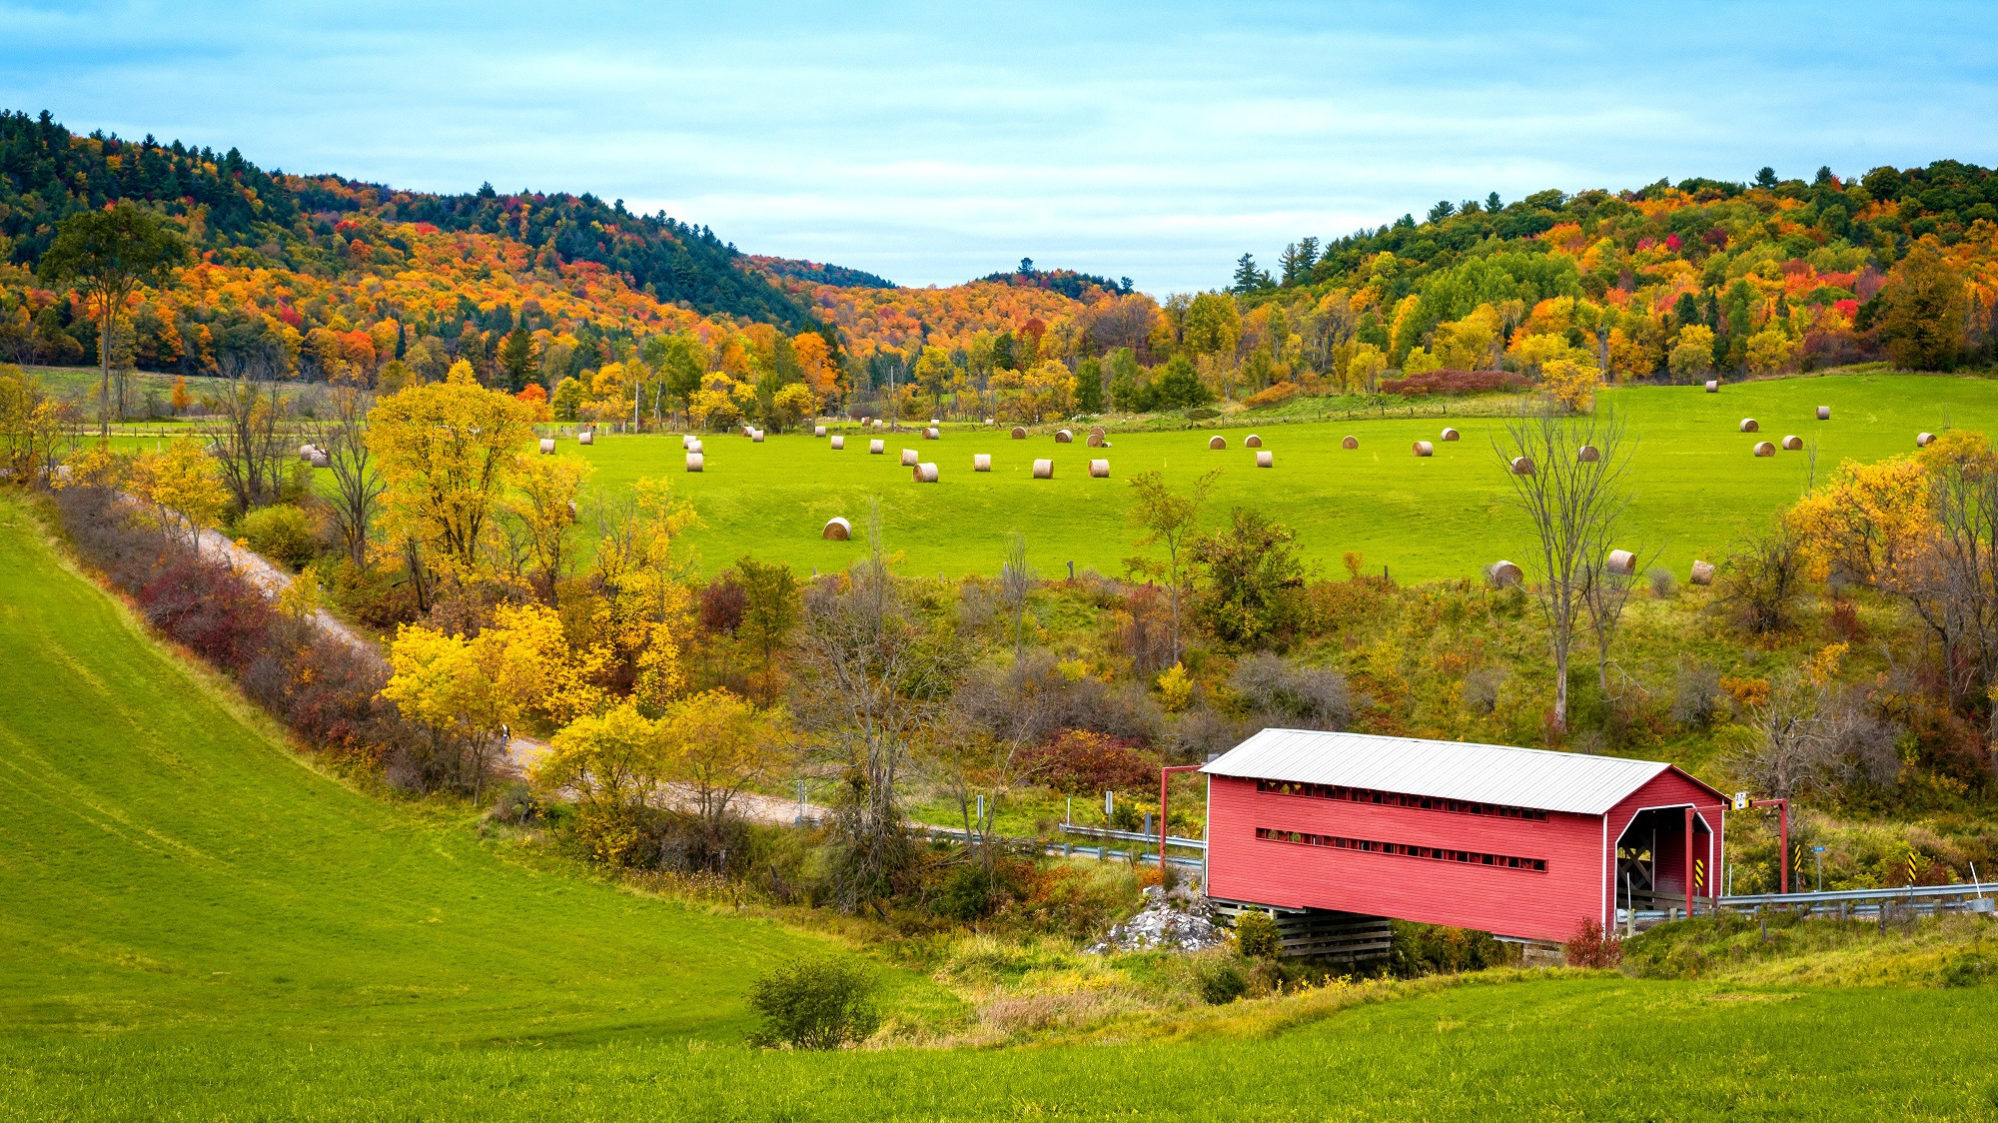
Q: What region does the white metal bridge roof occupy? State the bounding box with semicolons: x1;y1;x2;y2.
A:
1200;728;1702;817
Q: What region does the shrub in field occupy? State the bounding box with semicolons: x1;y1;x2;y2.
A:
1243;381;1298;409
1563;917;1623;968
1229;653;1351;730
1940;951;1993;988
239;504;318;570
1379;369;1528;396
1019;730;1158;794
136;551;277;673
1389;920;1515;977
1234;909;1283;959
1192;955;1248;1004
747;955;881;1049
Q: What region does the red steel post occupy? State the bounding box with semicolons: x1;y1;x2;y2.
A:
1749;798;1790;894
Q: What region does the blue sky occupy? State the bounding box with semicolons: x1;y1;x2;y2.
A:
5;1;1994;292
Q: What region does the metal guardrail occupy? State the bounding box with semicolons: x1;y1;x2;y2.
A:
1058;823;1206;850
915;823;1204;870
1716;883;1994;908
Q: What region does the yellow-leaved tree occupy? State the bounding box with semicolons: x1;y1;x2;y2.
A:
534;702;666;813
129;439;228;552
1540;356;1603;413
1787;454;1932;585
368;378;534;584
506;453;591;603
594;478;696;709
660;689;788;829
382;602;608;796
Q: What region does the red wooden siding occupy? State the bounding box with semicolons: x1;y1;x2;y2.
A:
1205;767;1728;944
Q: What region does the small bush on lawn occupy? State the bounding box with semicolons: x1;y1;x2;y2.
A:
1940;951;1993;988
1193;955;1248;1004
1234;910;1283;959
240;504;318;570
747;955;881;1049
1564;917;1624;968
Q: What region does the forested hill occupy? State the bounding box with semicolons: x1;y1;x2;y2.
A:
747;256;898;290
0;109;811;329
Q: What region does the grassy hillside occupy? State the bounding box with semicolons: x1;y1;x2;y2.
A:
0;495;947;1046
553;371;1997;580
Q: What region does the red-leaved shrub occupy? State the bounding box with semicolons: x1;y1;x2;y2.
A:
1380;369;1528;397
1563;917;1623;967
1019;730;1159;794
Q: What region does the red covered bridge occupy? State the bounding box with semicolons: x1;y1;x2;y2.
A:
1200;729;1730;943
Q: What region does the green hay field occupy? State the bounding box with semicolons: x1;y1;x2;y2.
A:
554;372;1998;581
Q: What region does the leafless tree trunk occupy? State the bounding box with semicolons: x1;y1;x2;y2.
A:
211;350;291;513
316;384;383;569
1498;403;1630;739
1896;452;1998;738
791;509;960;911
999;531;1034;659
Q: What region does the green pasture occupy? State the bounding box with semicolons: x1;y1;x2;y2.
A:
6;974;1997;1119
0;495;950;1049
555;372;1998;581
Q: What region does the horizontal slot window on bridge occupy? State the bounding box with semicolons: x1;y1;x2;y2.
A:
1254;778;1548;821
1254;827;1547;873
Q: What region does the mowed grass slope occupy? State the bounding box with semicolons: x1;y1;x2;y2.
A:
561;372;1998;580
0;496;946;1046
9;976;1998;1120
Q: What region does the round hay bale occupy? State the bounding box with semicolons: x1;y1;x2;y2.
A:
1208;435;1226;450
1487;560;1522;589
566;499;578;523
1087;431;1107;448
1440;427;1460;442
900;448;919;466
752;429;765;443
872;419;884;430
869;439;885;454
1412;441;1434;457
1244;434;1262;448
1088;426;1106;443
1739;418;1758;432
1055;429;1073;444
579;430;594;446
1782;435;1803;451
1606;549;1637;576
682;434;696;450
1510;456;1535;475
1342;435;1359;450
1032;458;1054;479
688;438;703;454
813;425;827;438
823;517;851;541
930;418;940;426
1918;432;1936;447
1753;441;1776;457
539;437;556;454
829;435;845;450
1011;426;1027;440
1689;559;1716;586
299;443;318;462
924;427;940;440
913;462;939;483
860;416;871;426
1255;450;1274;469
309;450;331;469
1817;406;1831;421
1577;444;1601;463
984;417;994;425
973;454;991;472
1089;459;1110;478
686;452;704;472
1705;380;1719;393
